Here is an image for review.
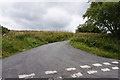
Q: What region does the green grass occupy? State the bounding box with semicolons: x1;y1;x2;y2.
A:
2;31;120;59
70;33;120;59
2;31;73;59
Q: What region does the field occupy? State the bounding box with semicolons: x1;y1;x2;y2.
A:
70;33;120;59
2;31;73;59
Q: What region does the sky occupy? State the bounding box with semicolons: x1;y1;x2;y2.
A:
0;1;90;33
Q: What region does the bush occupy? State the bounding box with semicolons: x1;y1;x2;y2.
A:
0;25;10;35
70;33;120;59
2;31;73;58
76;22;101;33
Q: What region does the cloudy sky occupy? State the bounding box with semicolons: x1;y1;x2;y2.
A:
0;2;90;32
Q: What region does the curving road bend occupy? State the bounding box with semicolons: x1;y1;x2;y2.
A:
2;40;119;79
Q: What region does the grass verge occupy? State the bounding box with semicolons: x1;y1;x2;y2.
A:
2;31;73;59
70;33;120;59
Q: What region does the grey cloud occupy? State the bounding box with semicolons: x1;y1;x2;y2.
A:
0;2;90;32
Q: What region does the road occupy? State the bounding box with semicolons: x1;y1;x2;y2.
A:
2;40;119;79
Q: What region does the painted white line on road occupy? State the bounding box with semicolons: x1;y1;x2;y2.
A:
87;70;97;74
57;76;62;79
80;65;91;69
45;70;57;75
71;72;83;78
112;61;119;64
66;67;76;71
112;67;119;70
19;73;35;78
103;62;111;65
101;68;110;72
92;63;102;67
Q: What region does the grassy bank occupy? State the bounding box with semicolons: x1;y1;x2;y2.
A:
70;33;120;59
2;31;73;59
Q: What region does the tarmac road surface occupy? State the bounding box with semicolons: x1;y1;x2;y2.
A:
1;40;119;79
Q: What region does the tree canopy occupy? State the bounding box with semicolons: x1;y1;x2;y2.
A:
0;25;10;35
76;21;101;33
83;2;120;37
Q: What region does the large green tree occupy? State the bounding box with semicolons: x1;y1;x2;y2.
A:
83;2;120;37
76;21;101;33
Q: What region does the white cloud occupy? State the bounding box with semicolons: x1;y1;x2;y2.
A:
0;0;88;2
43;7;72;28
65;15;86;33
0;2;90;32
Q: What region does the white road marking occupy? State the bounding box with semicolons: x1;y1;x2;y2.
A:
45;70;57;75
57;76;62;79
19;73;35;78
87;70;97;74
112;67;119;70
103;62;111;65
66;67;76;71
80;65;91;69
92;63;102;67
71;72;83;78
101;68;110;72
112;61;119;64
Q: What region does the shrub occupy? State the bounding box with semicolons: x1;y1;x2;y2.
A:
0;25;10;35
2;31;73;58
70;33;120;59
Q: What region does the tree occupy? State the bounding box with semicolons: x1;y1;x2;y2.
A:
0;25;10;35
83;2;120;37
76;21;101;33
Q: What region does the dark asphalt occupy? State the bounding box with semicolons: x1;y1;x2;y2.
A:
1;40;120;79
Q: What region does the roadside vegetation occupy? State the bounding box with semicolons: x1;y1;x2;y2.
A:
70;2;120;59
70;33;120;59
2;30;73;59
1;2;120;60
1;25;10;35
